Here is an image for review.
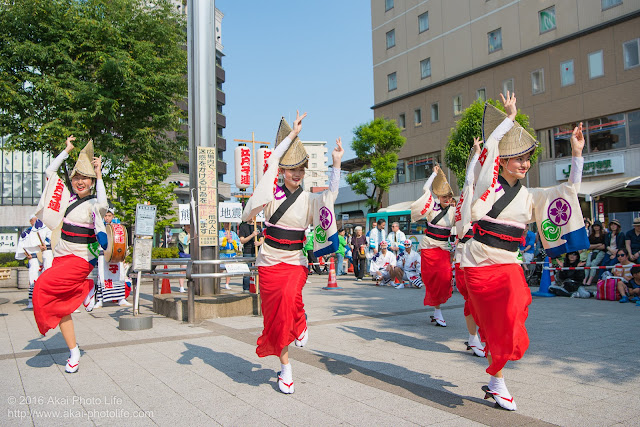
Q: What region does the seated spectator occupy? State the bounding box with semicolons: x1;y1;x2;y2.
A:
395;239;423;289
626;217;640;262
369;240;400;286
556;252;585;292
584;220;606;286
614;249;636;303
386;221;406;256
620;266;640;305
603;219;626;268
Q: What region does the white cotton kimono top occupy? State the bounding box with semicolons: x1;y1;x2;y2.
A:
410;172;455;251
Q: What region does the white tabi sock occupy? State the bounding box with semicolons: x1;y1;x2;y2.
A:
434;309;443;320
280;363;292;382
69;345;80;365
468;334;482;347
487;376;516;410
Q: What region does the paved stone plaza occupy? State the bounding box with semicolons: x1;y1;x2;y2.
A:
1;274;638;426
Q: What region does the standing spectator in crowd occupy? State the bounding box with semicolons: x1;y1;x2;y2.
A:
368;219;386;256
396;240;422;289
239;218;263;293
519;225;536;276
387;221;406;256
625;217;640;262
304;228;322;275
603;219;626;268
335;228;347;276
620;265;640;304
351;226;367;281
219;223;240;290
613;249;635;303
177;224;191;293
583;220;606;286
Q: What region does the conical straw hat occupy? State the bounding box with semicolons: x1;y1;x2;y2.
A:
275;117;308;169
432;166;453;197
482;103;538;158
70;140;96;178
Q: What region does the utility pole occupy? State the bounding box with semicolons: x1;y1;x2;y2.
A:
187;0;218;295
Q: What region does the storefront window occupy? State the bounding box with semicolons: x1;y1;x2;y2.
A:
587;113;626;152
553;124;576;158
405;152;439;182
395;159;406;183
628;110;640;145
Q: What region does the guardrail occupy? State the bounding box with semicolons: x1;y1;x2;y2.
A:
142;257;258;323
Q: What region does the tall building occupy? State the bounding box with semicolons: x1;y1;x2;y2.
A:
371;0;640;223
302;140;329;190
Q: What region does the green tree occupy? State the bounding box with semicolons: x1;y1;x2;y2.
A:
0;0;188;180
110;160;177;233
346;117;406;213
445;98;541;189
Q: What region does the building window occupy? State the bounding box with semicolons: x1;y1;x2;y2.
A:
0;137;52;206
418;12;429;33
623;38;640;70
217;126;223;137
453;95;463;116
398;113;406;129
431;103;439;122
629;110;640;146
539;6;556;34
502;78;514;96
178;164;189;174
395;159;406;183
560;60;575;86
404;152;440;182
386;29;395;49
476;88;486;102
311;153;317;159
385;0;394;12
531;69;545;94
588;113;627;152
312;162;317;168
387;72;397;91
588;50;604;79
602;0;622;10
420;58;431;79
414;108;422;126
488;28;502;53
552;124;579;158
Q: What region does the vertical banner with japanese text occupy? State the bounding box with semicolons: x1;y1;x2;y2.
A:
197;146;218;246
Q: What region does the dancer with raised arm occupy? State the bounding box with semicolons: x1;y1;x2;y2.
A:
410;164;456;327
33;136;109;373
461;92;588;410
242;111;344;394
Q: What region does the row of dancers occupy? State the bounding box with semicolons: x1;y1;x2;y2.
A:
32;92;587;413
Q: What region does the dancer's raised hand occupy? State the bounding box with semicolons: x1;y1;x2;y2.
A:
499;91;517;121
571;122;584;157
332;137;345;167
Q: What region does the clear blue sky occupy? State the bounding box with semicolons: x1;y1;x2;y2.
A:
216;0;373;191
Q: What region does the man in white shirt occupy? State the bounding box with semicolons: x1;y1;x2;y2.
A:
395;240;423;289
369;240;400;286
387;222;406;256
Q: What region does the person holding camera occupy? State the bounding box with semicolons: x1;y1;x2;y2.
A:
239;218;263;293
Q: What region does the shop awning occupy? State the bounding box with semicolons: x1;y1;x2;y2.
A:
578;176;640;198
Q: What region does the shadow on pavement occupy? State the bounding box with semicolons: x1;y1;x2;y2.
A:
316;350;476;409
177;342;275;388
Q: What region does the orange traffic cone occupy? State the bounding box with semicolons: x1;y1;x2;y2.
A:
322;257;342;290
249;276;256;294
161;264;171;294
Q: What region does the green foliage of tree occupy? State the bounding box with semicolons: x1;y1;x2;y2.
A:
444;98;541;189
110;160;177;233
0;0;188;179
346;117;406;212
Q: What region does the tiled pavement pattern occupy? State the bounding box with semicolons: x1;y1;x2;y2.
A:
0;273;638;426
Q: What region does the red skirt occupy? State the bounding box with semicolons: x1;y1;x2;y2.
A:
464;264;532;375
421;248;453;307
256;263;308;358
455;263;472;318
32;255;94;336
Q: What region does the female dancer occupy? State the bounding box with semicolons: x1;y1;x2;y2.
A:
242;111;344;394
453;137;485;357
33;136;108;373
411;165;456;327
461;92;585;410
